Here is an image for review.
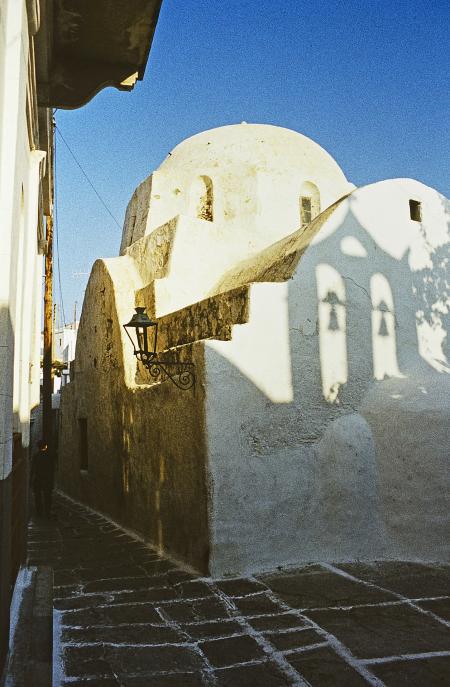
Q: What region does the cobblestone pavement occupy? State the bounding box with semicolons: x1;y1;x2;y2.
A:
27;494;450;686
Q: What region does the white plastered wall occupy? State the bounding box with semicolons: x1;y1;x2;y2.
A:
68;122;449;575
143;124;351;239
204;180;449;576
0;0;45;476
0;0;27;479
13;150;46;445
121;124;352;317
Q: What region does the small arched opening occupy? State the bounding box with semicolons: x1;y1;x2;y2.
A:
190;175;214;222
300;181;320;226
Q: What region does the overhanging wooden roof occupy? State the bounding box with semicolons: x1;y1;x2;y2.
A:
35;0;163;109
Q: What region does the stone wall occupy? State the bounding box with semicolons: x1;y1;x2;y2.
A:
58;260;211;572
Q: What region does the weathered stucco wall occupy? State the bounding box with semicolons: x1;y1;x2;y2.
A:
59;124;449;577
204;179;450;575
58;259;211;572
118;125;352;318
120;124;351;249
0;0;45;469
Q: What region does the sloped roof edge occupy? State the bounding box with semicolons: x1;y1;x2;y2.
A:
213;194;352;296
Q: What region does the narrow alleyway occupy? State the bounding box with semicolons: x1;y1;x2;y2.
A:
27;495;450;686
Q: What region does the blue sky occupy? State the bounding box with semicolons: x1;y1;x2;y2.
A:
54;0;450;326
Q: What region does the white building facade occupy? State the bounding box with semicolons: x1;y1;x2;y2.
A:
0;0;163;674
0;0;51;669
59;124;450;576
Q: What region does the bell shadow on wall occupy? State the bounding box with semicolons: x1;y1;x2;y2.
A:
288;204;428;431
286;200;449;558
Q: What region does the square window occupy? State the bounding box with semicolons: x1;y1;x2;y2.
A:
301;196;312;225
409;199;422;222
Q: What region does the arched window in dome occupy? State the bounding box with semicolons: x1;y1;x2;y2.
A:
190;175;214;222
300;181;320;226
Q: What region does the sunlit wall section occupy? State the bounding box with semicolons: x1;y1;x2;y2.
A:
370;273;402;380
316;264;347;402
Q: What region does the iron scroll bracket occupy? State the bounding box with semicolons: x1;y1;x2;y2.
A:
137;352;195;390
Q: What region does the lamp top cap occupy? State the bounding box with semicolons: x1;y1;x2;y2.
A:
124;307;155;328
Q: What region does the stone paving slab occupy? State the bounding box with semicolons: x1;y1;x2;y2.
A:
286;646;371;686
214;661;290;686
417;597;450;622
259;568;398;609
370;655;450;686
27;494;450;686
305;603;450;658
338;562;450;599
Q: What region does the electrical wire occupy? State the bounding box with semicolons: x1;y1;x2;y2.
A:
55;125;122;230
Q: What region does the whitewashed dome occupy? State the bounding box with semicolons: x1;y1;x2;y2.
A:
121;123;352;253
159;123;348;182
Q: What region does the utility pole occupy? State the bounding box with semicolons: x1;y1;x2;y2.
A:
43;114;55;448
42;212;53;446
53;303;57;357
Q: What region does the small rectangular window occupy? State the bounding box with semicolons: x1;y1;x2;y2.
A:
301;196;312;225
78;418;88;471
409;199;422;222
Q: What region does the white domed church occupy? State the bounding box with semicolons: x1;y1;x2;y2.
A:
59;124;450;575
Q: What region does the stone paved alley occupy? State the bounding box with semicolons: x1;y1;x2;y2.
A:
26;495;450;686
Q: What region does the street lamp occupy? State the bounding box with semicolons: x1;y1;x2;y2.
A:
123;307;195;390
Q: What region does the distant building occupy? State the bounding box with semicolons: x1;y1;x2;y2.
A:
59;124;449;576
32;321;78;449
54;323;78;367
40;321;79;392
0;0;162;674
54;323;78;388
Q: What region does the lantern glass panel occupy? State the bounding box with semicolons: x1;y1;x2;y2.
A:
137;327;147;354
151;322;158;355
123;308;158;358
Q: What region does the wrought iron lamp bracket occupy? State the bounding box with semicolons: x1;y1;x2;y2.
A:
123;308;195;390
144;357;195;390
